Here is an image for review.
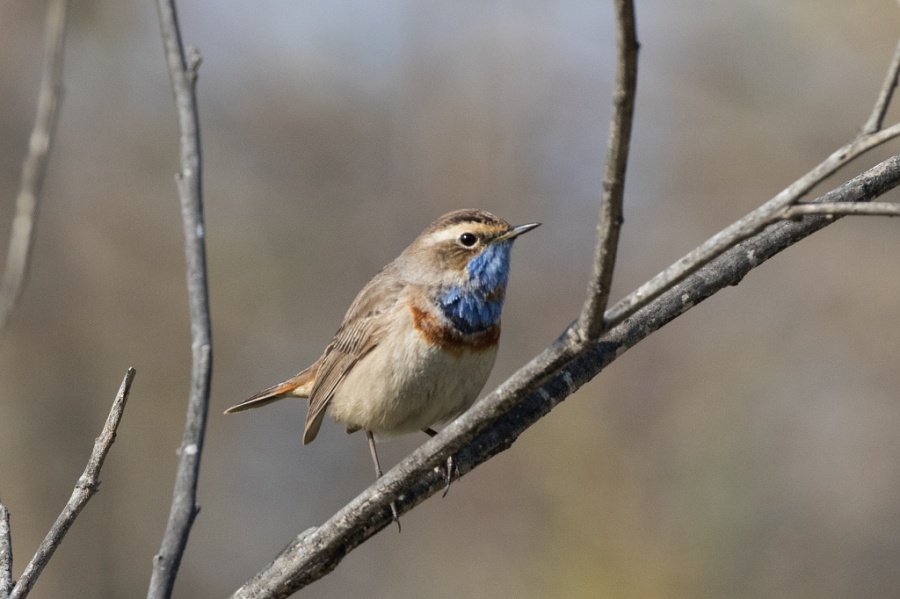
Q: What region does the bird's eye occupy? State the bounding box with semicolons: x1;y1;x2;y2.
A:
458;232;477;247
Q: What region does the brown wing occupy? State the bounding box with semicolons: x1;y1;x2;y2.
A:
302;265;404;444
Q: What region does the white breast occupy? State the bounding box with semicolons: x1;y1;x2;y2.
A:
326;305;498;438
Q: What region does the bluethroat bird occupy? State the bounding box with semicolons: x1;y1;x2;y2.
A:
225;209;539;524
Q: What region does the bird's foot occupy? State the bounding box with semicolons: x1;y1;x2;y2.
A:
439;454;459;498
390;500;401;532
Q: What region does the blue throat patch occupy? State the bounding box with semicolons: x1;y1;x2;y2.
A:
438;241;512;334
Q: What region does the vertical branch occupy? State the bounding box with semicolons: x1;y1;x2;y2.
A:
0;0;68;336
0;500;11;599
578;0;639;340
9;369;136;599
147;1;211;598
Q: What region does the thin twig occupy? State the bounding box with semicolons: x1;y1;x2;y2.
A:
147;1;211;598
600;49;900;331
783;202;900;218
9;369;136;599
602;120;900;330
0;500;11;599
863;39;900;135
578;0;638;340
230;152;900;599
0;0;68;336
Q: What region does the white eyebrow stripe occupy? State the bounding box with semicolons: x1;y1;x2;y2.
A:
422;223;500;245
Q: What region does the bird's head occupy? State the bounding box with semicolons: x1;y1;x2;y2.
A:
404;209;540;333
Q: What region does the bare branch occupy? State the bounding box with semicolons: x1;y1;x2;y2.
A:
0;0;68;336
602;120;900;330
147;1;211;598
577;0;638;340
227;19;900;599
863;39;900;135
0;500;11;599
783;202;900;218
9;368;136;599
230;153;900;598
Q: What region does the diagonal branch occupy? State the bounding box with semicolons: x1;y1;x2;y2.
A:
600;35;900;332
783;202;900;218
229;25;900;596
578;0;638;340
0;0;68;337
230;153;900;598
146;1;211;598
9;368;136;599
601;119;900;330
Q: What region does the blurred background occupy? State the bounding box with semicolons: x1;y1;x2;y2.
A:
1;1;899;597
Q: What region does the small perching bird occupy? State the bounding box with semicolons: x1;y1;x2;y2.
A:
225;209;539;523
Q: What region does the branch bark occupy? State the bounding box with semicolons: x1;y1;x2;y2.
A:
227;18;900;599
146;1;211;598
578;0;638;340
8;368;136;599
0;501;10;599
0;0;68;337
601;119;900;329
601;38;900;330
231;152;900;598
783;202;900;218
864;39;900;135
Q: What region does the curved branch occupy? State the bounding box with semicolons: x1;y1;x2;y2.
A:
147;1;211;598
578;0;638;340
0;0;68;336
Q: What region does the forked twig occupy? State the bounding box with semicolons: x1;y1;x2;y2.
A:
578;0;639;340
601;40;900;329
602;121;900;330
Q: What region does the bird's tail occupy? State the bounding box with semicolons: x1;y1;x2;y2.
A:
223;365;317;414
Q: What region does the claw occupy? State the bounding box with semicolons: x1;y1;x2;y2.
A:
390;501;401;532
424;428;459;497
440;455;458;498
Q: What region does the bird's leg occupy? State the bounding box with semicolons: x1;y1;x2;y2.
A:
367;430;400;530
424;427;457;497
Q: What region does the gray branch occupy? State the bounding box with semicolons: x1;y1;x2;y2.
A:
230;146;900;599
0;0;68;336
146;1;212;598
863;39;900;135
8;369;136;599
0;500;11;599
783;202;900;218
578;0;638;340
602;119;900;330
226;14;900;599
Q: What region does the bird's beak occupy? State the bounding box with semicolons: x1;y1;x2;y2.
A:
494;221;541;243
